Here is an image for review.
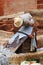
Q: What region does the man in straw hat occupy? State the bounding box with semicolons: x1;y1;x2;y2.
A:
7;13;37;52
14;13;35;28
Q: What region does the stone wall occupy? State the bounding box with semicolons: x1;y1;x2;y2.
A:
4;0;37;15
0;0;43;15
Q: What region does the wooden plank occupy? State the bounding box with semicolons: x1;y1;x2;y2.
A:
0;9;43;21
0;30;14;48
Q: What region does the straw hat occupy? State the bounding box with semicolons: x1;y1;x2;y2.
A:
14;16;23;28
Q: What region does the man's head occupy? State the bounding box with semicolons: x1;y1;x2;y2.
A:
14;16;23;28
14;13;35;28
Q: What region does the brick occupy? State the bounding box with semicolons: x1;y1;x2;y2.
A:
37;0;43;4
37;4;43;9
0;0;4;15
